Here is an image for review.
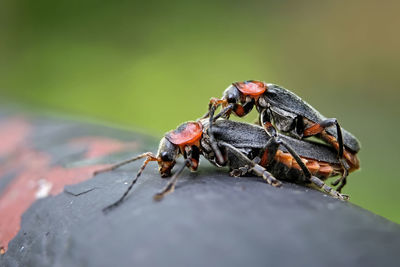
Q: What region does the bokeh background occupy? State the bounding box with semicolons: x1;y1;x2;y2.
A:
0;0;399;222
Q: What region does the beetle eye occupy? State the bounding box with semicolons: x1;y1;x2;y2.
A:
223;85;240;103
227;94;237;103
161;152;171;161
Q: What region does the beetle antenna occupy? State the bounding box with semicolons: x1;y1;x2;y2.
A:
153;159;190;201
102;154;158;213
93;152;156;176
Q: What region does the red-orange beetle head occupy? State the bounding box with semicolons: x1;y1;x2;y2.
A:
156;137;179;177
157;122;203;177
166;122;203;146
233;80;267;96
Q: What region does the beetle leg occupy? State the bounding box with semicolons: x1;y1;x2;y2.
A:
200;110;210;119
278;141;348;200
271;135;348;200
275;140;312;180
208;98;254;165
233;101;255;117
258;137;279;167
208;101;244;165
208;105;228;165
331;158;349;192
207;98;254;167
208;97;227;109
260;109;274;135
259;115;349;200
303;118;350;191
251;164;282;187
260;114;312;179
211;101;254;121
201;97;225;119
303;118;344;158
262;121;278;138
218;141;282;187
303;118;344;159
212;103;235;121
309;176;349;201
260;108;316;179
153;158;192;201
333;175;347;192
230;166;251;177
208;97;255;120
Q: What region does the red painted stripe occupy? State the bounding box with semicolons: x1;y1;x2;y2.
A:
70;137;138;159
0;126;139;252
0;117;31;157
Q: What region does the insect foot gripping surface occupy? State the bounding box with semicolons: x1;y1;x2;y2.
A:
251;164;282;187
309;176;349;201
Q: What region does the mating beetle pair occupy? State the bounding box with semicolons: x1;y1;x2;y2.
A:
206;81;360;192
96;118;350;212
95;80;360;211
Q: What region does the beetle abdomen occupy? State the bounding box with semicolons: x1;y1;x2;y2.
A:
268;150;342;181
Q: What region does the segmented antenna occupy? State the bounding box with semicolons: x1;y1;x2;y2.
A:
94;152;158;213
93;152;156;176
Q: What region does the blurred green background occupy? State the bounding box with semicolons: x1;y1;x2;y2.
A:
1;0;399;222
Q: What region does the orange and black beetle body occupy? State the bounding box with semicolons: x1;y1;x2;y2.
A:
95;118;349;212
207;80;360;192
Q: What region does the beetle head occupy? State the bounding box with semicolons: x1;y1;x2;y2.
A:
233;80;267;96
159;121;203;177
156;137;179;177
222;84;241;103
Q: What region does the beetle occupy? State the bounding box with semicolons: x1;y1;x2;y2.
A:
207;119;350;195
94;118;348;212
206;80;360;192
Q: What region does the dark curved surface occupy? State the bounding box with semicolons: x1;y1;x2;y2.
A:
0;112;399;267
